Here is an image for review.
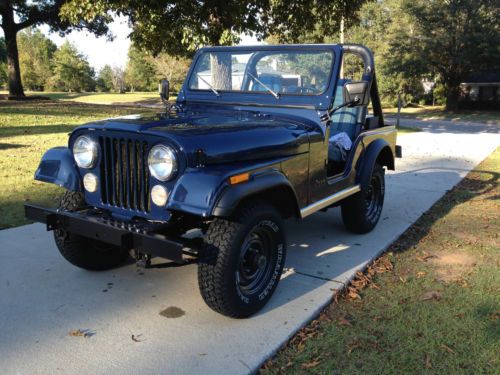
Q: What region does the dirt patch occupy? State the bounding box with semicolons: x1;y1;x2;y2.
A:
430;251;476;282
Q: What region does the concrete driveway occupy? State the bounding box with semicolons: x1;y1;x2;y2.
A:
1;120;498;374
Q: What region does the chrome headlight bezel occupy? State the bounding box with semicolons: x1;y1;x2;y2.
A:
148;144;178;181
73;136;98;169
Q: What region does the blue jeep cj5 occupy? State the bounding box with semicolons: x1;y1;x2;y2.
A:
26;44;401;318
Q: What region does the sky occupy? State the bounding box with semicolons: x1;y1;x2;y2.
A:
40;15;132;71
38;16;261;72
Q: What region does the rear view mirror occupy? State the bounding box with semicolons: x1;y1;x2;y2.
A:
159;79;170;104
343;81;370;107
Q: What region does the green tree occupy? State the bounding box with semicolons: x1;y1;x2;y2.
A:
345;0;424;105
147;53;191;93
125;45;156;91
96;64;114;92
111;66;125;93
0;0;110;97
390;0;500;111
62;1;367;56
50;41;95;92
17;29;57;91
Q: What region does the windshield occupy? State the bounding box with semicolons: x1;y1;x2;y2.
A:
188;49;334;96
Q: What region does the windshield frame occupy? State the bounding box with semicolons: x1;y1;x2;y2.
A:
181;44;342;110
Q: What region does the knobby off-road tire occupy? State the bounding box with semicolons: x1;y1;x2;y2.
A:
341;163;385;234
54;191;129;270
198;203;287;318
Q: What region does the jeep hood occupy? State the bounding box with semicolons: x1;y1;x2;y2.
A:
79;111;313;166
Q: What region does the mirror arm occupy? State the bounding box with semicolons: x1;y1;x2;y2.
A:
320;99;358;122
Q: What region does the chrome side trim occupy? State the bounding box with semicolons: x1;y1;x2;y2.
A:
300;185;361;218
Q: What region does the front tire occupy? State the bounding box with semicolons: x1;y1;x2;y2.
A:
198;202;286;318
54;191;129;271
341;163;385;234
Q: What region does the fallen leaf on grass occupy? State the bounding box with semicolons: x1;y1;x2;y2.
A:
302;358;321;369
347;342;362;355
425;354;432;368
491;310;500;321
420;290;442;301
417;253;438;262
440;344;456;354
131;334;145;342
69;329;94;338
337;317;353;327
347;287;361;300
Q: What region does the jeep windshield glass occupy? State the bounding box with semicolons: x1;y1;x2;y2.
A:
188;49;334;96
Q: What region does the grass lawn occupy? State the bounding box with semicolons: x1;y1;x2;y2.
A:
397;126;422;134
0;90;165;106
262;148;499;374
0;100;155;229
384;105;500;125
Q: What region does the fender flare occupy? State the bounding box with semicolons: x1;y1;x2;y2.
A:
34;147;81;191
212;170;300;218
357;139;394;190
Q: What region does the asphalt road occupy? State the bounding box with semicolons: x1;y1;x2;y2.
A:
1;120;498;374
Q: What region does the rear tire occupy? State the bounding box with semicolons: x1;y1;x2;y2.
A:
54;191;129;271
198;202;286;318
341;163;385;234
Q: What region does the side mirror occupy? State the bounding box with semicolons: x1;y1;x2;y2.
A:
159;79;169;104
343;81;370;107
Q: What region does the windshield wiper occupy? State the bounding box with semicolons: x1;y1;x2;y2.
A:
247;72;280;100
197;75;221;97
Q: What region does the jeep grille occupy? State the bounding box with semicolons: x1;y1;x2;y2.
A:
98;136;150;212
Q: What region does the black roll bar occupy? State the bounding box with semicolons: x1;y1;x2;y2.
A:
342;44;384;127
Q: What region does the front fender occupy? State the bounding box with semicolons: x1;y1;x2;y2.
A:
212;170;299;217
34;147;81;191
166;166;300;218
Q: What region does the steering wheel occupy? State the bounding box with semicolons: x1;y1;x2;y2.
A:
299;86;320;94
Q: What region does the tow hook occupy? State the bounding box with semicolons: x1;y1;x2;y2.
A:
135;251;152;268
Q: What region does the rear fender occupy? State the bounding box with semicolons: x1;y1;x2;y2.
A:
357;139;394;190
34;147;81;191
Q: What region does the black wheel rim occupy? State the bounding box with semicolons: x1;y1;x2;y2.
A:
237;223;275;296
365;174;382;222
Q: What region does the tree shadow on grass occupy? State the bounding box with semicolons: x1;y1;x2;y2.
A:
0;124;77;138
387;167;498;253
0;142;26;150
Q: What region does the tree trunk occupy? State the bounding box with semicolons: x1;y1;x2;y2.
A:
445;85;460;112
1;4;25;98
210;53;232;90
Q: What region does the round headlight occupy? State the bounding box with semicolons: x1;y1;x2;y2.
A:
148;145;178;181
73;136;97;168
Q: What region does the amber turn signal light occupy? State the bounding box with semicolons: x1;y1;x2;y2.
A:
229;173;250;185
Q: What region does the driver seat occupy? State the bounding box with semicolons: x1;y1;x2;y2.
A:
329;79;362;141
327;80;362;174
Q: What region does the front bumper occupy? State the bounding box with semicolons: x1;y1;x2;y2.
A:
24;204;191;263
